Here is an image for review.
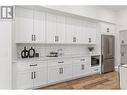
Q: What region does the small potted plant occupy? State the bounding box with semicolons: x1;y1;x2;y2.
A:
88;47;94;54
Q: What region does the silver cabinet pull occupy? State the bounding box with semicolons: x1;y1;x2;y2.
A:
55;36;59;42
34;35;36;41
107;28;109;32
81;64;85;70
121;40;124;44
73;37;76;42
58;61;64;63
32;35;33;41
88;38;91;43
59;68;63;74
94;69;98;71
34;72;36;79
80;59;85;61
29;64;37;66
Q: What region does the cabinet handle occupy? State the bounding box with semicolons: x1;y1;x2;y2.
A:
61;68;63;74
34;72;36;79
107;28;109;32
73;37;76;42
31;72;33;79
89;38;91;43
59;68;63;74
29;64;37;66
32;35;33;41
59;68;61;74
121;40;124;44
94;69;98;71
81;64;85;70
58;61;64;63
34;35;36;41
80;59;85;61
55;36;59;42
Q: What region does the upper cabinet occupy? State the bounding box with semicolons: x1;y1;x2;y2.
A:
15;7;97;44
15;7;46;43
33;10;46;43
100;22;115;35
66;17;83;44
15;7;34;43
83;21;97;44
46;13;66;43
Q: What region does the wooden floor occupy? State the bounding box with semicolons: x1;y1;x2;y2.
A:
39;72;119;90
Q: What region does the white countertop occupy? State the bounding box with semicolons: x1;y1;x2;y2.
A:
13;53;101;63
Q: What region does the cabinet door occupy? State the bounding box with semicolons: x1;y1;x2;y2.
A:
73;63;87;77
46;13;57;43
56;15;66;43
120;31;127;44
48;64;72;83
84;21;97;44
33;10;46;43
15;7;33;43
48;66;61;83
100;22;115;35
73;19;83;44
120;66;127;89
66;17;76;43
33;67;47;87
14;71;33;89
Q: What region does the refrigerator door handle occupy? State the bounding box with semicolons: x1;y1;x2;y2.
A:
101;55;103;63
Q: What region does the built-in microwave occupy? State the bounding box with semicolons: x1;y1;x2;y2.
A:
91;55;100;67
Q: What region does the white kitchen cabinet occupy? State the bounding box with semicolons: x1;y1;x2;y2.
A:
14;70;33;89
90;66;101;74
33;67;47;87
119;65;127;89
48;64;72;83
72;57;91;77
13;61;47;89
73;63;87;77
33;10;46;43
46;13;66;43
15;7;46;43
100;22;115;35
66;17;83;44
15;7;33;43
120;31;127;45
83;21;97;44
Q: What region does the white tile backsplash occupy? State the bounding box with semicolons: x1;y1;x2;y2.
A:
16;44;97;59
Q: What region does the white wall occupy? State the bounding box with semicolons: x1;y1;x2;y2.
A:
46;6;116;24
114;8;127;67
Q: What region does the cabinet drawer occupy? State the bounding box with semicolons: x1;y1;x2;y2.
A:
13;62;31;71
47;59;72;66
30;61;47;69
72;57;90;63
91;67;101;74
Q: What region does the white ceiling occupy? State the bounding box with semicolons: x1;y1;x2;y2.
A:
102;6;127;12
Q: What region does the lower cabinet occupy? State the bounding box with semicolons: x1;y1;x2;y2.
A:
73;63;88;77
33;67;47;88
13;62;47;89
48;64;72;83
14;70;33;89
13;57;101;89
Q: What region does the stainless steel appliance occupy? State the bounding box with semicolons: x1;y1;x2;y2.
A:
101;35;115;73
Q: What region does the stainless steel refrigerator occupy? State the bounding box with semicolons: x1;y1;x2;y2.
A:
101;35;115;73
